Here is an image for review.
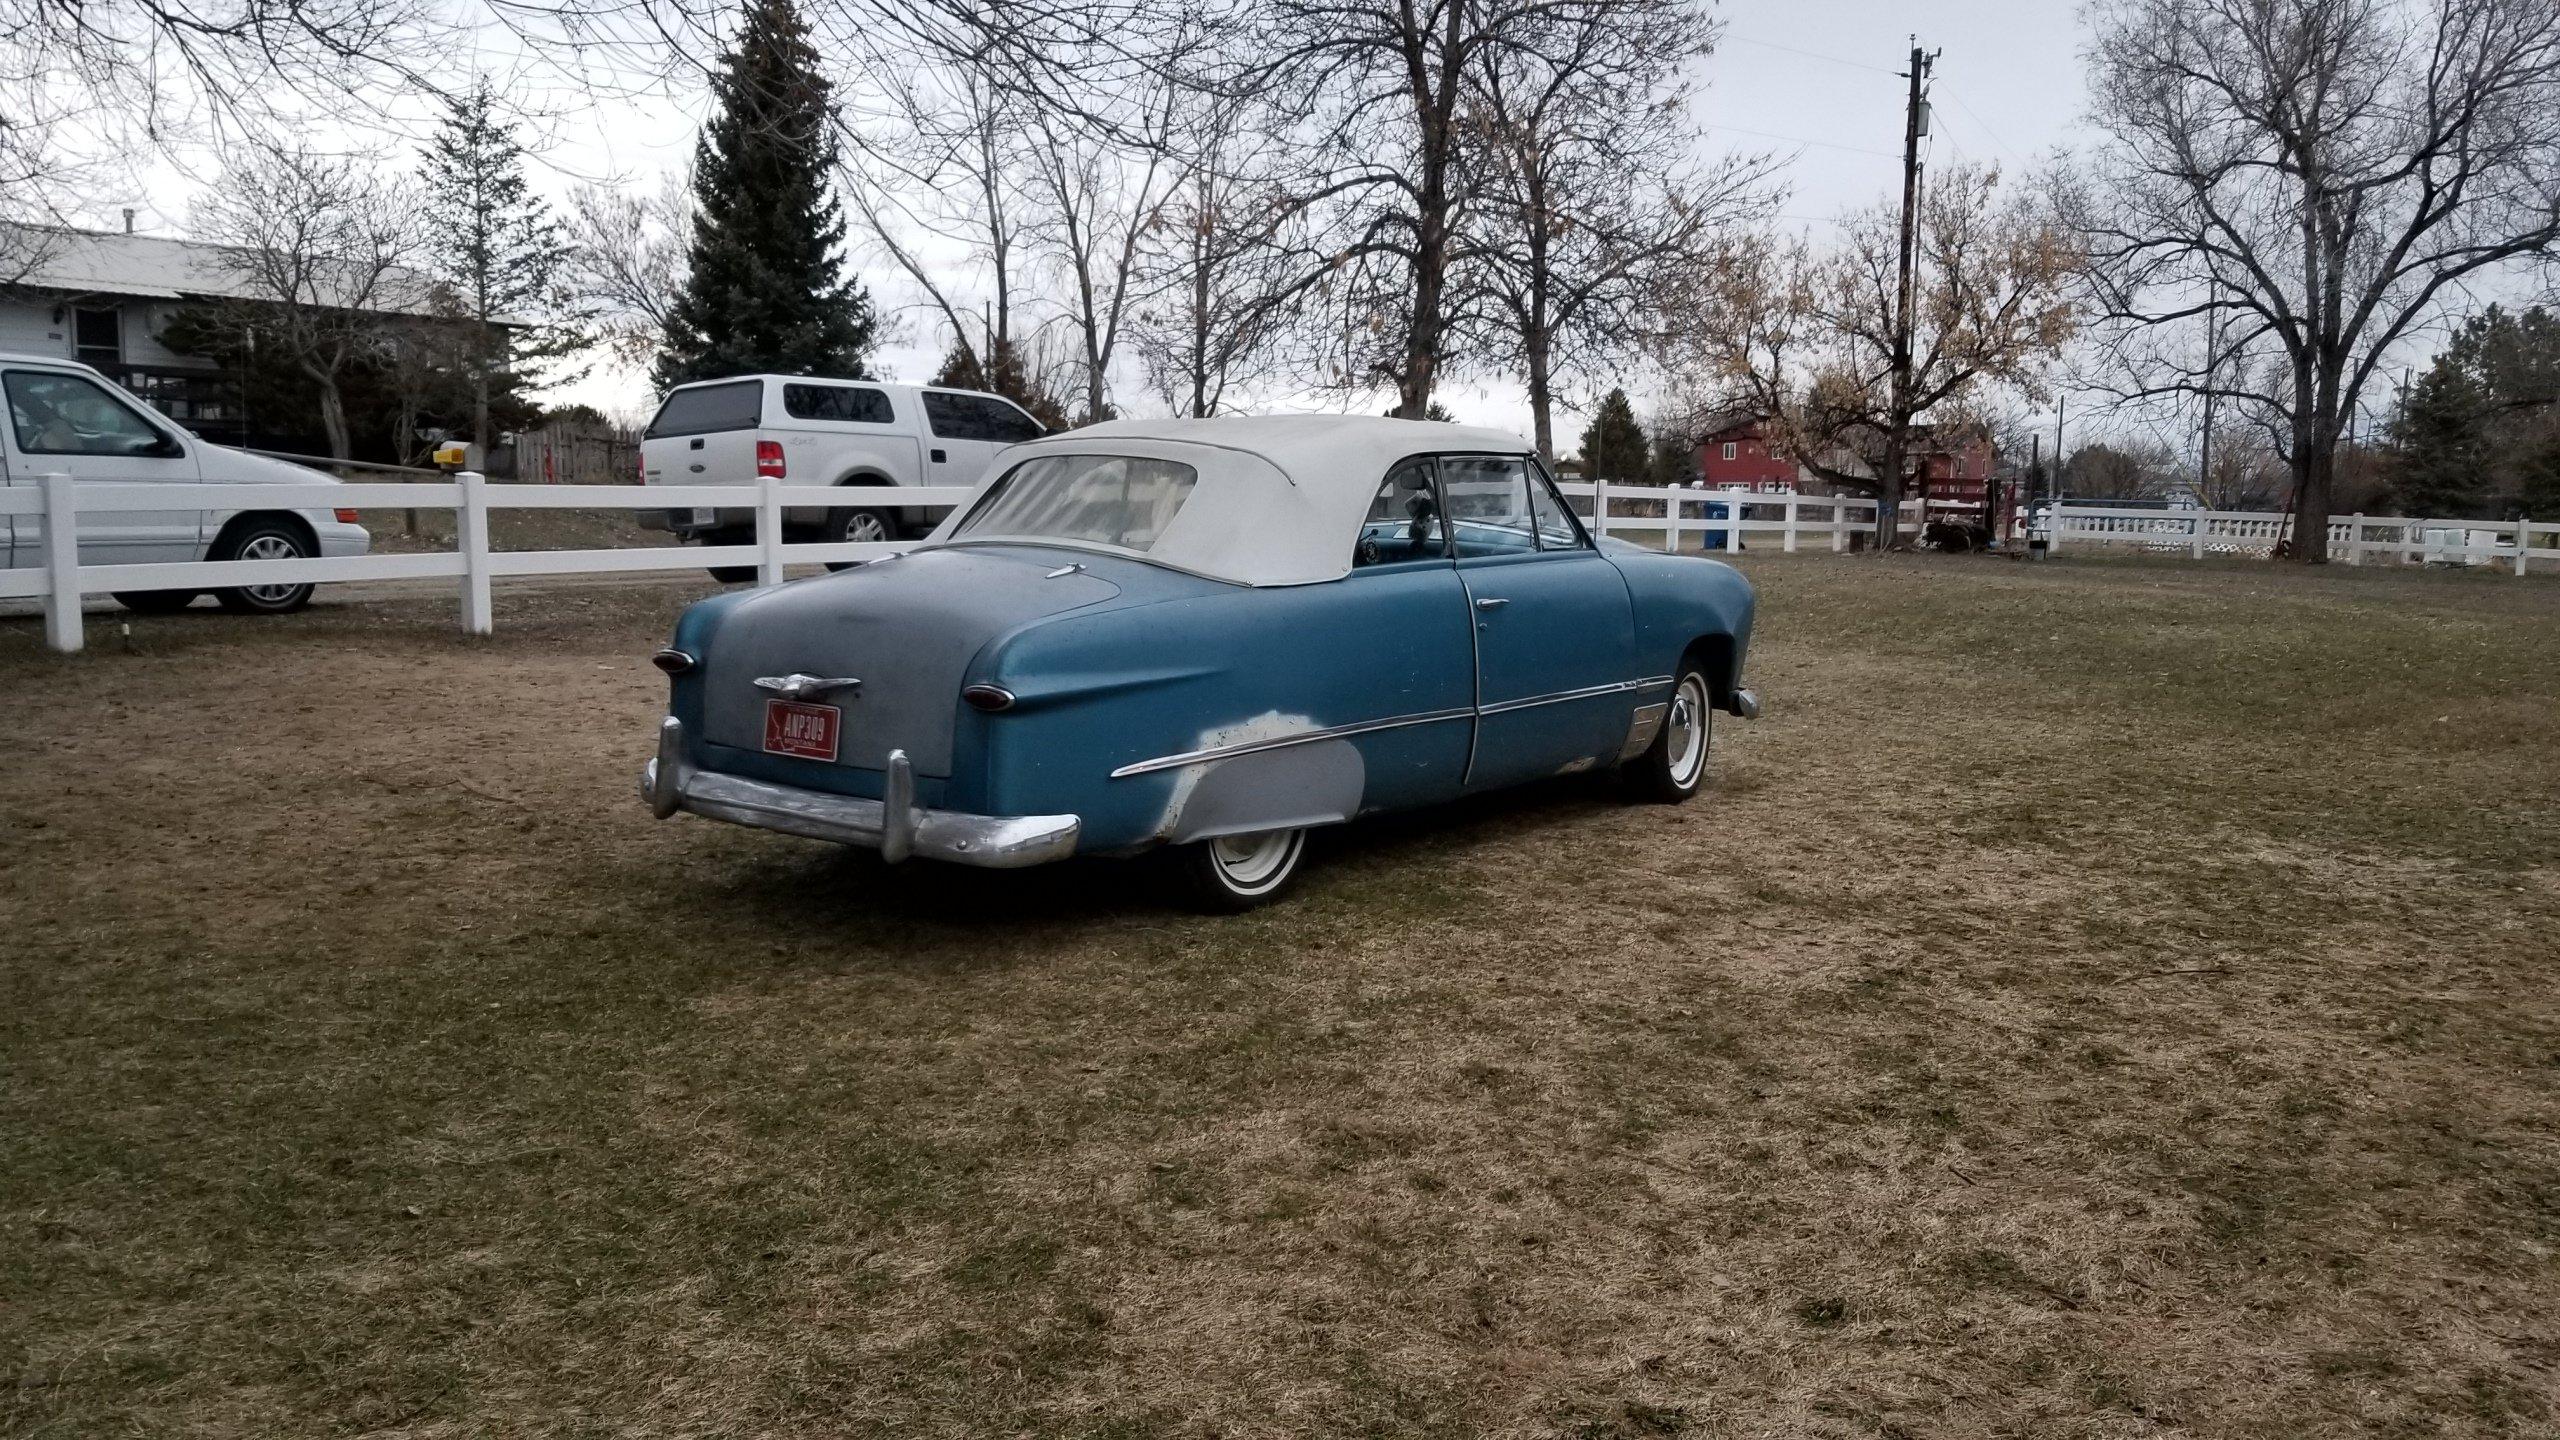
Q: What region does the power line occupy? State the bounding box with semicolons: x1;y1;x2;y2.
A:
1699;121;1902;160
1940;90;2027;166
1719;33;1900;77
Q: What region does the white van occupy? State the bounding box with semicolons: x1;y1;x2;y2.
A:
0;353;370;614
638;375;1046;559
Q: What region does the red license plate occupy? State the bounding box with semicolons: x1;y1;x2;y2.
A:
763;700;841;761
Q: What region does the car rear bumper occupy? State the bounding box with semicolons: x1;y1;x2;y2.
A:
639;716;1080;868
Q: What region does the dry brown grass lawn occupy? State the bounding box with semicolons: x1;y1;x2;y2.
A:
3;553;2557;1438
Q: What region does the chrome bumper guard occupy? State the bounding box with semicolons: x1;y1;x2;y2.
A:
639;717;1080;868
1726;687;1761;720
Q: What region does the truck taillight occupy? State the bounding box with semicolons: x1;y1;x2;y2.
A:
756;440;786;479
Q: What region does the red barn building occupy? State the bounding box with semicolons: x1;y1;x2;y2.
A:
1696;419;1800;490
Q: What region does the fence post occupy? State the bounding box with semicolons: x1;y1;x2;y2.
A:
757;476;786;587
457;471;493;637
2343;514;2363;566
1593;476;1610;539
1784;496;1799;553
2517;515;2532;578
1664;491;1678;554
1832;499;1847;553
2048;505;2065;554
2190;508;2208;560
40;471;81;654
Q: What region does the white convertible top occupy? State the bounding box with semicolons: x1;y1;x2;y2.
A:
921;414;1538;586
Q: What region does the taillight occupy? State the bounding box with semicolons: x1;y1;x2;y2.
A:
637;449;647;483
333;508;359;523
961;684;1016;712
756;440;786;478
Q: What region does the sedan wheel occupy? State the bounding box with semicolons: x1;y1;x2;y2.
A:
1174;827;1309;912
1624;665;1713;803
213;523;317;614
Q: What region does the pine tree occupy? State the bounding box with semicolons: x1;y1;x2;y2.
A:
1576;389;1646;483
422;80;578;451
656;0;877;389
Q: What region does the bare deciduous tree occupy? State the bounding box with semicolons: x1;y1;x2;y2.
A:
1668;164;2077;542
1467;0;1778;458
194;145;421;459
565;169;695;372
1128;87;1300;417
1021;78;1180;422
2070;0;2560;561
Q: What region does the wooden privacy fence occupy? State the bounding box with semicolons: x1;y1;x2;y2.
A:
4;474;2545;655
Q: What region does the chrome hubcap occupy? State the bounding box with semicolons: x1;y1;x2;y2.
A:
239;534;302;603
1665;676;1709;787
1209;829;1301;891
842;512;889;543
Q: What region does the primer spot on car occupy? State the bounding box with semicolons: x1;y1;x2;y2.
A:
1155;710;1321;835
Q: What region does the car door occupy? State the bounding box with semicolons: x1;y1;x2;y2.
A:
1442;454;1641;791
1;367;204;566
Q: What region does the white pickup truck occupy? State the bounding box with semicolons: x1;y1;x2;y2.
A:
637;375;1046;569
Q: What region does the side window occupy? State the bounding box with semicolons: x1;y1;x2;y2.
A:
921;391;975;439
1722;441;1738;460
976;397;1044;442
783;384;892;424
1438;456;1538;558
1354;459;1443;567
4;371;178;457
1528;465;1587;550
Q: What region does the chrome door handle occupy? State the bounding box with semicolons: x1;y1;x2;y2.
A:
1475;596;1509;611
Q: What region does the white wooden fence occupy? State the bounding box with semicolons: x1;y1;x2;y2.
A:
3;472;2543;654
2046;503;2554;572
0;473;976;654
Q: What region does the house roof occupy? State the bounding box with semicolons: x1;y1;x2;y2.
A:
1;222;446;317
923;414;1542;587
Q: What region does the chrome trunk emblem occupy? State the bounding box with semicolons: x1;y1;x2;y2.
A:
752;673;862;701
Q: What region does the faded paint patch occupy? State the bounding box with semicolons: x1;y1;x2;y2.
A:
1155;710;1321;838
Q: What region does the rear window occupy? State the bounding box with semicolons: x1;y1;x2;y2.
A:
953;454;1197;552
645;380;763;438
784;383;892;424
922;391;1046;443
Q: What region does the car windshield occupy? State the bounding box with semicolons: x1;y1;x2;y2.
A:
952;454;1198;552
646;380;762;438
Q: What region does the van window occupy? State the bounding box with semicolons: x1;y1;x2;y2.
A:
783;384;892;424
645;380;764;438
4;370;180;457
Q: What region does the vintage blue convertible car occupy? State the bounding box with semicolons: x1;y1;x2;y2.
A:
641;416;1757;908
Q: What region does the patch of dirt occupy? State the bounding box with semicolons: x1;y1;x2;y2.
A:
2;553;2557;1438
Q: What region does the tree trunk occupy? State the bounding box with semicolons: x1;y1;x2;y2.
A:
1524;330;1554;460
319;382;352;461
1872;435;1906;549
2291;432;2335;563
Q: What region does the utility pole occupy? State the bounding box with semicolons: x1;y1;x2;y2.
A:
1882;38;1939;548
2198;302;2218;506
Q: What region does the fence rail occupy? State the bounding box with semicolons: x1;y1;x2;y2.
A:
4;472;2543;654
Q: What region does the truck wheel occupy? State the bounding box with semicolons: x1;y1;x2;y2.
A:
213;521;316;614
114;590;198;613
823;504;896;573
1171;827;1308;912
1623;665;1712;803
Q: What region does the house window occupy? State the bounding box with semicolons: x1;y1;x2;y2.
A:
72;307;122;370
1721;442;1738;461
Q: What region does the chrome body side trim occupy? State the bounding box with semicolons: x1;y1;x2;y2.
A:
641;717;1080;868
1109;706;1477;779
1109;675;1678;780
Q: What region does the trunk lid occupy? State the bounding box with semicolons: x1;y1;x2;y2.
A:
698;547;1123;777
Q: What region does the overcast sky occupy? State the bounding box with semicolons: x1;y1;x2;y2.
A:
93;0;2104;440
